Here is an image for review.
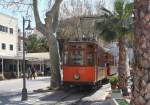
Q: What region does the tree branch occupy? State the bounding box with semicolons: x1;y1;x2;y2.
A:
43;0;63;36
52;6;60;33
33;0;63;37
45;0;63;23
33;0;46;35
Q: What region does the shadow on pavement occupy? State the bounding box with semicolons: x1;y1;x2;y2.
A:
0;84;111;105
0;92;35;105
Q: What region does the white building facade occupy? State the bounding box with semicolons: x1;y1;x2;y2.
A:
0;13;20;79
0;13;50;80
0;13;18;57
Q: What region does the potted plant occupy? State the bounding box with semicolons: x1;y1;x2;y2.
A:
108;75;119;89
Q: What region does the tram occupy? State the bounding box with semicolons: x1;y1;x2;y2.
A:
62;39;114;89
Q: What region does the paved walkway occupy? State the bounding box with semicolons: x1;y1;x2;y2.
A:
0;77;112;105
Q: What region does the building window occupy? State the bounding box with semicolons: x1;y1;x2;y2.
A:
2;43;6;50
5;27;8;32
3;27;7;32
0;25;8;33
0;25;12;33
10;44;13;50
18;44;21;51
10;28;13;34
2;26;5;32
0;25;2;31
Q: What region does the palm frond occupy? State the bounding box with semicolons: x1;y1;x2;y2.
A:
101;7;113;16
114;0;124;17
123;2;133;19
96;0;133;42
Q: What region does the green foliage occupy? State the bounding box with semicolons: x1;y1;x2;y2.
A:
116;99;130;105
124;3;133;19
96;0;133;42
27;34;49;53
108;75;119;84
114;0;124;16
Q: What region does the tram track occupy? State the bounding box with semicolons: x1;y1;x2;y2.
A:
69;93;89;105
53;89;78;105
54;89;93;105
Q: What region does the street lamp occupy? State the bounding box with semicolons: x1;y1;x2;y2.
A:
21;17;33;101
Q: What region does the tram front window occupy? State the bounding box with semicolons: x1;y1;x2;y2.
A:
70;51;84;65
64;50;84;65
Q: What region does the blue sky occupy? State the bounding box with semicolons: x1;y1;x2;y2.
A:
0;0;48;31
0;0;114;30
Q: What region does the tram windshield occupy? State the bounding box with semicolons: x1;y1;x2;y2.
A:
63;50;95;66
64;50;84;65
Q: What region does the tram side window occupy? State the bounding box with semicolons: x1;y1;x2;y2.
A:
87;52;94;65
70;51;84;65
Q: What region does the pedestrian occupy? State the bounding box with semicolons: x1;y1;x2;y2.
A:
31;66;36;79
106;62;110;76
104;54;111;76
27;66;31;79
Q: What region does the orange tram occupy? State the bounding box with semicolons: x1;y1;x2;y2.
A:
62;40;114;89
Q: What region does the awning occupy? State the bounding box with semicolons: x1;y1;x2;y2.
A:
0;52;50;61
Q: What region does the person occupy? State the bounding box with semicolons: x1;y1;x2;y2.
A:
106;62;110;76
31;66;36;79
104;54;111;76
27;66;31;79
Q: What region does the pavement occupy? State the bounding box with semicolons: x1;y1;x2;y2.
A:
0;77;112;105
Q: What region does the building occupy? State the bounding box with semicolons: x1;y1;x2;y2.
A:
0;13;20;79
0;13;51;80
0;13;18;56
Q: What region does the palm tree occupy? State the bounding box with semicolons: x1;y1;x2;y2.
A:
96;0;133;95
131;0;150;105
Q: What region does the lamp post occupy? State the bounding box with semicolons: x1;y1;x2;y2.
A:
21;17;32;101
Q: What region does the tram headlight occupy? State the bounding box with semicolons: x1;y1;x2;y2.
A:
74;74;80;80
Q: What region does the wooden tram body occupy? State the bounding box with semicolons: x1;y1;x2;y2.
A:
62;40;113;88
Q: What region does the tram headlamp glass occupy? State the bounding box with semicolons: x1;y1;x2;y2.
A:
74;74;80;80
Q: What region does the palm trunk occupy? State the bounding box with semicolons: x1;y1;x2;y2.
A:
131;0;150;105
118;37;128;93
48;34;61;89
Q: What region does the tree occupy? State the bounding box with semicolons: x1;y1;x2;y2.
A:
27;34;49;53
0;0;105;90
33;0;63;89
96;0;133;95
0;0;63;89
58;0;104;39
131;0;150;105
